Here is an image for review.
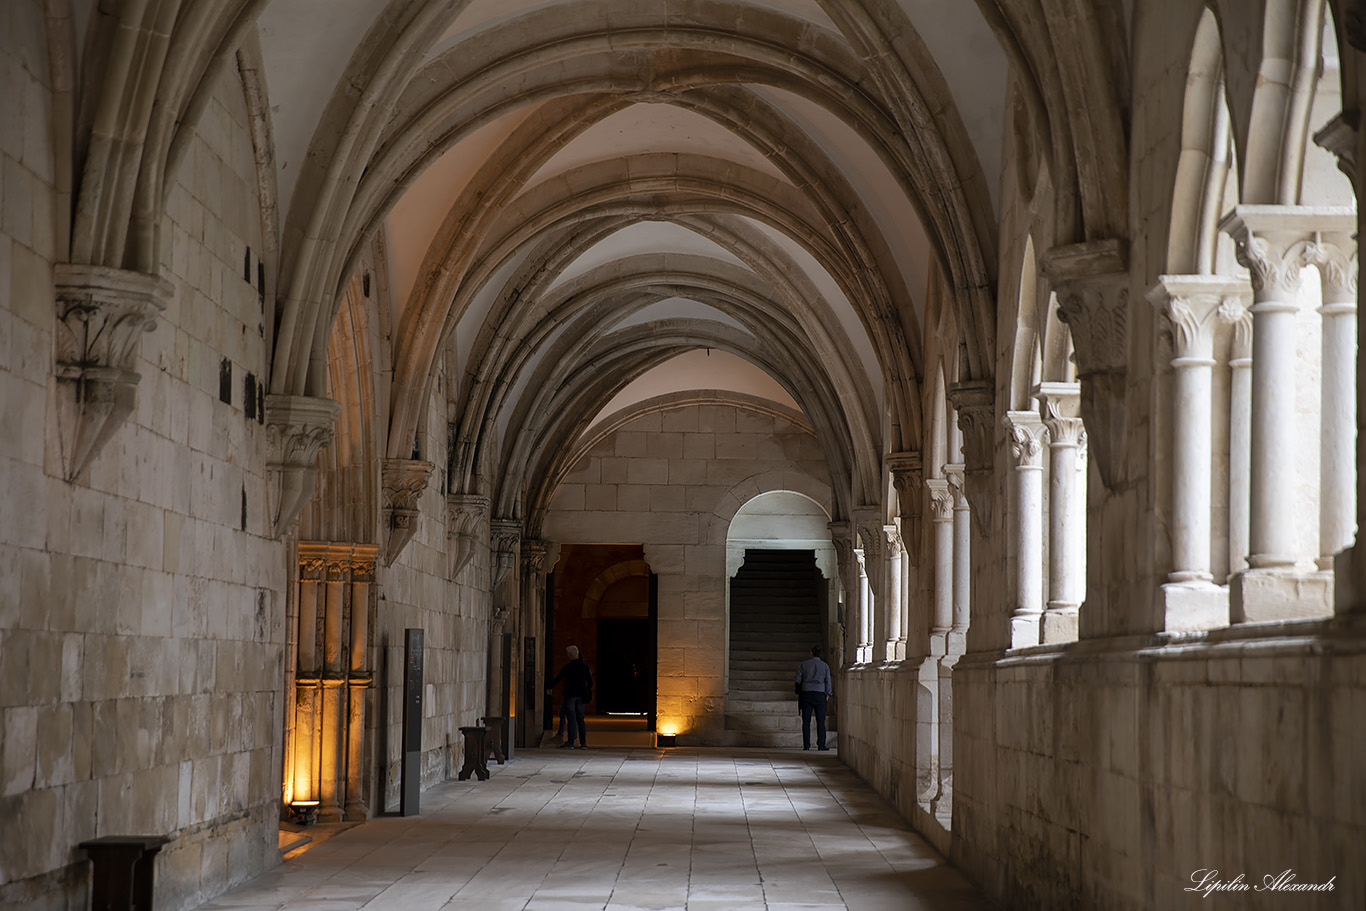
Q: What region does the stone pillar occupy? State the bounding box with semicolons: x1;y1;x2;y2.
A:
1147;276;1250;629
52;264;171;481
1221;206;1354;619
1002;413;1045;648
882;525;905;661
853;511;884;661
827;521;854;663
489;520;521;715
318;561;345;822
1035;384;1087;642
291;555;323;807
855;550;871;664
887;453;923;659
945;466;971;655
926;479;954;656
344;559;374;821
520;539;550;743
1312;237;1358;568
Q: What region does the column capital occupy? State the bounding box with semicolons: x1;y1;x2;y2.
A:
266;394;341;537
1002;411;1046;469
881;524;903;552
943;464;968;508
382;459;435;565
490;518;522;592
1219;205;1356;299
885;452;923;563
1146;274;1252;361
53;264;172;482
1040;238;1129;489
852;508;884;599
947;380;994;533
1033;382;1085;446
926;478;954;519
521;538;550;576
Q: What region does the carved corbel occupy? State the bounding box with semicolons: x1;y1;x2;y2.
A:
265;394;339;537
1313;110;1359;184
382;459;434;565
447;494;489;579
885;452;923;565
947;380;995;535
490;519;521;592
53;264;171;481
827;520;852;627
1041;239;1129;490
851;508;884;599
522;538;549;578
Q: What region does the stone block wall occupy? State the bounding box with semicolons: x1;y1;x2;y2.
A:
952;626;1366;909
0;13;288;909
542;401;831;743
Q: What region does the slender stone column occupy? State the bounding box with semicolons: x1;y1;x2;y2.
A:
344;554;376;821
946;467;971;653
882;526;904;660
926;479;954;656
1035;385;1086;642
855;550;871;664
827;521;854;662
1002;414;1045;647
1227;312;1253;580
1221;206;1353;620
1312;237;1358;568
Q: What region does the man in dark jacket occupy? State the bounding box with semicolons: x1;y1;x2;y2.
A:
546;645;593;749
795;645;833;751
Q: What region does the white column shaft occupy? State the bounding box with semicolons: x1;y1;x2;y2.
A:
885;533;903;651
1048;442;1082;607
1248;300;1300;566
1170;356;1217;580
952;496;971;634
1229;356;1252;578
1320;301;1357;565
1016;465;1044;619
932;516;953;634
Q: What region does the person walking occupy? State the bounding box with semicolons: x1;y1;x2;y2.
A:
546;645;593;749
795;645;833;751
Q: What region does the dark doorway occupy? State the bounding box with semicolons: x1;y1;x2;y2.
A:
596;619;655;714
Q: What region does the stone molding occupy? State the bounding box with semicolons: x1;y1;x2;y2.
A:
266;394;340;538
447;494;490;579
946;380;993;534
1002;412;1046;469
886;452;923;564
298;542;380;583
382;459;435;565
53;264;172;482
1041;238;1129;490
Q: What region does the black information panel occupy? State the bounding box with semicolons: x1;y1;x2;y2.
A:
401;628;423;816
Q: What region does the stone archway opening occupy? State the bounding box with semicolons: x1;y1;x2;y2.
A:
722;491;838;747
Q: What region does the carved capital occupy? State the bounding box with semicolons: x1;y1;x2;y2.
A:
1306;234;1359;303
1146;275;1251;362
1033;382;1082;447
522;538;550;577
447;494;490;579
947;379;994;533
382;459;435;565
881;524;903;554
885;451;923;564
52;264;171;481
827;520;852;580
266;394;340;537
1219;206;1357;301
490;519;521;591
926;479;953;520
1041;240;1129;489
852;508;883;599
1003;412;1046;469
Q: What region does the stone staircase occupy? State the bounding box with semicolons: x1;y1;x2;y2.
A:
722;549;834;748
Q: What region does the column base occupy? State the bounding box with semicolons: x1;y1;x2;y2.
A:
1230;567;1334;623
1008;614;1040;649
1040;606;1079;643
1335;546;1364;614
928;631;949;658
1158;582;1228;631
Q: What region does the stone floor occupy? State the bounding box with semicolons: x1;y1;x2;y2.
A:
195;747;996;911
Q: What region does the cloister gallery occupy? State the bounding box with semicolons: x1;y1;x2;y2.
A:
0;0;1363;909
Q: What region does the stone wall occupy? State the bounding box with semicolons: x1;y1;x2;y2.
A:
953;625;1366;909
0;10;286;907
542;400;831;743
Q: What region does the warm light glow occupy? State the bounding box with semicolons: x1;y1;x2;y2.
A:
289;800;320;808
657;720;680;736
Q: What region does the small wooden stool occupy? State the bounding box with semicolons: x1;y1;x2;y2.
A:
457;726;489;780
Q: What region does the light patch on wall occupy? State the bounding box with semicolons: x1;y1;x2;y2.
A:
590;349;798;429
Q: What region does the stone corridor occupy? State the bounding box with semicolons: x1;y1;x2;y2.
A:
193;748;993;911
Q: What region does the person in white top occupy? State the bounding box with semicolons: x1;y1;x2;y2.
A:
794;645;833;751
